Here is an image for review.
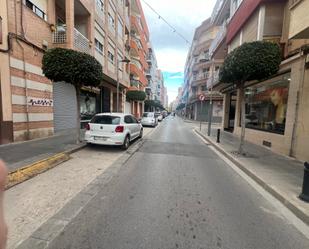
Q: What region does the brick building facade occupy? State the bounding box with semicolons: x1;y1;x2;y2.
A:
0;0;132;144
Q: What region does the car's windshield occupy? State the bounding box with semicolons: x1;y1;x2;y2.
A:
91;115;120;125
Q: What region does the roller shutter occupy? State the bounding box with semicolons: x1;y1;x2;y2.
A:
53;82;77;132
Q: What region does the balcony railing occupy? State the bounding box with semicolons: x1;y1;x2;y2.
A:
53;27;90;54
74;28;90;54
211;0;225;23
147;53;153;61
53;30;67;44
209;23;227;56
130;79;140;88
146;69;151;76
207;71;220;89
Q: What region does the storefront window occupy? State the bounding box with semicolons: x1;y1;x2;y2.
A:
80;91;99;122
245;73;290;134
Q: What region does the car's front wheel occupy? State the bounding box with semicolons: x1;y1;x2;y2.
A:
122;135;130;150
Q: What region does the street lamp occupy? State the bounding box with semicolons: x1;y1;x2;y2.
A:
117;59;130;113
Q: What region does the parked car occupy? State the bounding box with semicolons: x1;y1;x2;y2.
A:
162;111;168;118
155;112;163;122
84;113;143;150
141;112;158;127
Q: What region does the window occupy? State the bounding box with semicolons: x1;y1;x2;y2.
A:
91;115;120;125
108;13;115;29
96;0;104;13
108;51;114;64
95;39;103;54
118;18;123;38
124;115;133;124
244;73;290;134
25;0;47;21
131;116;138;123
118;54;123;70
143;113;154;118
201;86;207;91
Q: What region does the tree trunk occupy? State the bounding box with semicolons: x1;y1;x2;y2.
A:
75;85;81;144
238;82;246;154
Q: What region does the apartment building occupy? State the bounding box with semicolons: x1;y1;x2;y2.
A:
145;43;159;101
0;0;131;143
183;19;223;122
211;0;309;162
128;0;149;118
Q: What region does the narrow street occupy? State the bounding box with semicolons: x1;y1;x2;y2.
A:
45;117;309;249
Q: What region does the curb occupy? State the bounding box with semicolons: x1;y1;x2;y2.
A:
6;144;87;189
16;133;148;249
194;129;309;226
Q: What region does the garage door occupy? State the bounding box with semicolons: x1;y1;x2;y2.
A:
124;101;132;114
53;82;77;133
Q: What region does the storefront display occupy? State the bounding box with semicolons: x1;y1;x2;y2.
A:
80;88;101;125
245;73;290;134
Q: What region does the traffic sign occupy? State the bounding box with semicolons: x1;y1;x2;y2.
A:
199;94;206;101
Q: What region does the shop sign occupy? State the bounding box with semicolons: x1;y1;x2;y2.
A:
27;97;53;106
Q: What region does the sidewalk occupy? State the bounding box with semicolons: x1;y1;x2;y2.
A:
6;127;155;249
0;129;85;172
187;120;309;225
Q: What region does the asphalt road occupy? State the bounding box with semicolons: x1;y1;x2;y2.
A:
48;117;309;249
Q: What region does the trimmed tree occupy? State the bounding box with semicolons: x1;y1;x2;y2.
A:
145;100;165;111
220;41;281;154
126;90;147;101
42;48;103;143
176;103;185;111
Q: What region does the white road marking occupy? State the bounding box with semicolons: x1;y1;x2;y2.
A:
194;129;309;239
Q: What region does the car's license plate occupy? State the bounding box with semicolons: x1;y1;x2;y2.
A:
94;136;107;141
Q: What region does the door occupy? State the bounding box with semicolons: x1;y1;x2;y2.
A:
102;87;111;113
228;92;237;132
131;115;140;137
53;82;77;133
124;115;135;138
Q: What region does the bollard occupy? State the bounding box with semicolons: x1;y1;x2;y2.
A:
216;129;220;143
299;162;309;202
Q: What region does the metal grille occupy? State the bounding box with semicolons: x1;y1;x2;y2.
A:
74;28;90;54
53;31;66;44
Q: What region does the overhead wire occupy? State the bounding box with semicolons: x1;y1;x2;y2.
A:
140;0;191;46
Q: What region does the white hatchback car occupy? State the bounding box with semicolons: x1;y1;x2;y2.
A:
85;113;143;150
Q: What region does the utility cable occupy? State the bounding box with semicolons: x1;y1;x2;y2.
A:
141;0;191;46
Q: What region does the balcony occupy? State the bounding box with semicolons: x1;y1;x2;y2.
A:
209;23;227;56
147;53;152;62
53;28;67;44
146;69;151;78
207;71;220;89
52;27;90;54
211;0;230;25
130;79;140;88
74;28;90;54
289;0;309;39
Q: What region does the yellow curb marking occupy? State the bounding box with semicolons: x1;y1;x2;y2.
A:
6;153;70;189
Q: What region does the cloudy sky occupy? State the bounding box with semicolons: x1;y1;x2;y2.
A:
141;0;216;103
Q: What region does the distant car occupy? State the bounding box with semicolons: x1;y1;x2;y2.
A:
141;112;157;127
84;113;143;150
155;113;163;122
162;111;168;118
